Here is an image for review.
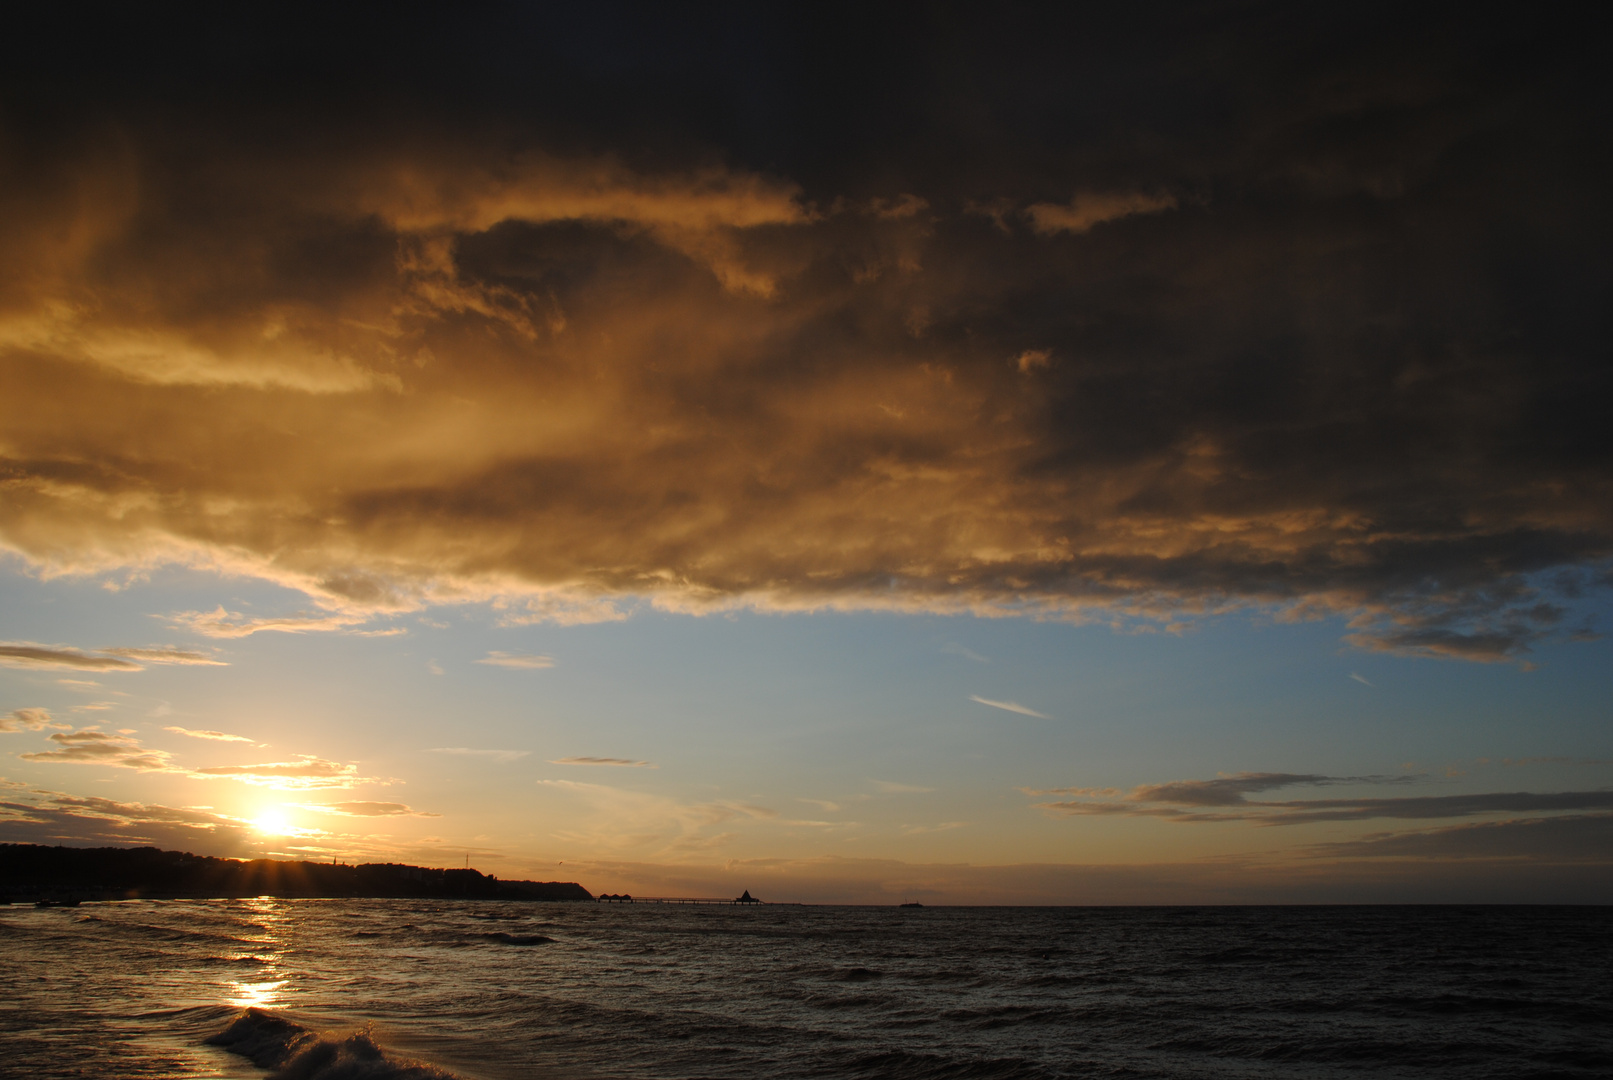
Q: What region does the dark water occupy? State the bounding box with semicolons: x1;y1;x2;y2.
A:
1;900;1609;1079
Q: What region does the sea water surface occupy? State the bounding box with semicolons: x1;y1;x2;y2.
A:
1;900;1609;1080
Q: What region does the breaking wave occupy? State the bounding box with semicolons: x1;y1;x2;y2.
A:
207;1008;460;1080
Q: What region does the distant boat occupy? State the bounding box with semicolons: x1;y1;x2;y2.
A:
35;898;81;908
899;901;923;908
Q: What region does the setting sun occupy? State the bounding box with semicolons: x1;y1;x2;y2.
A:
252;809;292;836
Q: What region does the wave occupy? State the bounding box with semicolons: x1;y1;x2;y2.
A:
483;931;555;946
208;1007;460;1080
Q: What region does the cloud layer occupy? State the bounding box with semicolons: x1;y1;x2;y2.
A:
0;7;1607;659
1034;772;1613;826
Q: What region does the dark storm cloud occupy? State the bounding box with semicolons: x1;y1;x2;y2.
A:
0;3;1607;656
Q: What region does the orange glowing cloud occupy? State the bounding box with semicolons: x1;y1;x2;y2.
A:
0;100;1606;663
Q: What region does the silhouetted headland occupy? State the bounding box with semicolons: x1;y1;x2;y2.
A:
0;843;592;903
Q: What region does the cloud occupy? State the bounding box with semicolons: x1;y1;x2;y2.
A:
1015;349;1051;374
167;607;372;638
872;780;934;794
0;790;256;854
476;652;556;669
1350;673;1373;686
1025;191;1177;235
969;695;1050;719
427;747;530;762
494;593;629;627
901;821;966;835
940;643;990;663
1034;771;1613;826
164;725;256;744
192;755;381;790
0;7;1608;661
2;707;68;732
1127;772;1337;808
535;778;810;856
550;756;655;768
299;800;439;817
103;647;227;665
0;644;141;671
19;728;177;771
0;788;429;861
1305;814;1613;862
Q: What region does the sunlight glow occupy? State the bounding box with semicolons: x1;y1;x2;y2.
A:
252;808;292;835
226;978;286;1009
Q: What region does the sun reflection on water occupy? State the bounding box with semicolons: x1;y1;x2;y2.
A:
224;897;289;1010
226;977;287;1009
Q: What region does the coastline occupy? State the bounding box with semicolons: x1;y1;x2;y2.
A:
0;842;592;904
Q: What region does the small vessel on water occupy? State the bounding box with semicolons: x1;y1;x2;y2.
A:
34;898;81;908
899;901;923;908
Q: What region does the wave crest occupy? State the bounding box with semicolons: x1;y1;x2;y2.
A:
207;1007;459;1080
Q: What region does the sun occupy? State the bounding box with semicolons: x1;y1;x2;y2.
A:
252;808;292;835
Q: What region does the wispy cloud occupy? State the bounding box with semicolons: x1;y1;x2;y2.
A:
103;647;228;666
1305;813;1613;861
167;607;371;638
551;756;656;768
20;728;177;771
164;725;258;744
298;801;440;818
476;651;556;669
192;755;382;790
427;747;530;762
799;798;841;812
901;821;966;836
0;643;141;671
1032;771;1613;826
1350;673;1373;686
0;790;254;851
2;708;69;733
1025;190;1177;235
941;643;990;663
969;695;1050;719
872;780;934;794
0;788;433;861
17;724;383;789
495;593;628;627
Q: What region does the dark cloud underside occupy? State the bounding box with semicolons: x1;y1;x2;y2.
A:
0;4;1607;657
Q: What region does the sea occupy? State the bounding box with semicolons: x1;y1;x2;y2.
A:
1;900;1609;1080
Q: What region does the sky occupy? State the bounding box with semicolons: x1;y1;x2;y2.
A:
1;4;1609;903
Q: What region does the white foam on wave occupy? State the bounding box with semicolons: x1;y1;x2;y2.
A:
208;1007;460;1080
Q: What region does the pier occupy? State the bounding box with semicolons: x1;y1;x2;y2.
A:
597;890;797;905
